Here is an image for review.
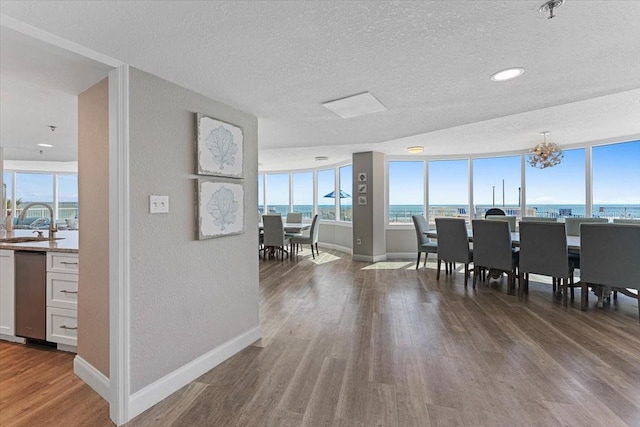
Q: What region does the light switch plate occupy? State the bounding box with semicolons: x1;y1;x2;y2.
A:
149;195;169;213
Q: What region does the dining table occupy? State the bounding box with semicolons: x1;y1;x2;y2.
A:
259;222;311;233
425;230;581;252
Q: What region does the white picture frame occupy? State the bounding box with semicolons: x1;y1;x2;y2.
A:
358;195;367;205
358;183;367;193
196;114;243;178
197;179;244;239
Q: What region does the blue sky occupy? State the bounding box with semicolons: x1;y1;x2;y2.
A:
260;140;639;207
4;172;78;204
5;141;636;212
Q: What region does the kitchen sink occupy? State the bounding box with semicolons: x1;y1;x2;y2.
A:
0;236;65;243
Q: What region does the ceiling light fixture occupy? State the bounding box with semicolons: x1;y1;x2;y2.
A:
322;92;387;119
48;125;57;131
528;131;563;169
37;143;54;148
315;156;329;161
406;146;424;154
539;0;564;19
491;68;525;82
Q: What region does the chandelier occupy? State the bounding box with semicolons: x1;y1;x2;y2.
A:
528;132;563;169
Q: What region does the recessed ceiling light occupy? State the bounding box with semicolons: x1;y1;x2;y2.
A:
322;92;387;119
491;68;525;82
37;143;54;148
406;146;424;154
315;156;329;161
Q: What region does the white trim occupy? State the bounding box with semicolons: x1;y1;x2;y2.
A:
0;334;25;344
128;326;262;420
317;242;352;254
74;355;110;402
109;65;131;425
0;14;123;68
56;343;77;353
386;252;419;260
352;253;387;263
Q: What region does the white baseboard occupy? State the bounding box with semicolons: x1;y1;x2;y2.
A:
317;242;352;254
386;252;430;260
128;325;262;420
0;334;25;344
352;253;387;263
74;355;110;402
57;343;77;353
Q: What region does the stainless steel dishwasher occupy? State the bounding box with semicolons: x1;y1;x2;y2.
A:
15;251;47;340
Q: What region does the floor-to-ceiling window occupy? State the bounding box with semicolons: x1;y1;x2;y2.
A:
317;169;335;220
293;171;313;219
473;155;521;218
428;159;469;226
265;173;290;215
15;172;54;218
526;148;586;218
3;172;12;216
258;174;264;215
57;174;78;220
592;140;640;219
339;164;352;222
4;170;79;225
388;160;424;224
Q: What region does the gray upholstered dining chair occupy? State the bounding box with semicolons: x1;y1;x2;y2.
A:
521;217;557;222
412;215;438;269
435;218;473;287
486;215;517;232
565;217;608;236
471;220;519;293
262;214;291;261
613;218;640;225
291;214;320;259
285;212;304;248
517;221;576;306
564;217;609;271
580;223;640;321
286;212;303;223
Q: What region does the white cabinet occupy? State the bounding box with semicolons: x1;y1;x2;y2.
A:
0;249;15;337
46;252;78;349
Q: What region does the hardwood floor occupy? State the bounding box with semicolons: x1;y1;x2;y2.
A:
3;248;640;426
0;341;111;426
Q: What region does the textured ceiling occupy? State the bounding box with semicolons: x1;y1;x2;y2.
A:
0;26;113;161
1;1;639;168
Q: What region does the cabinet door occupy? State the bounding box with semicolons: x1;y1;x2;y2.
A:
0;250;15;336
47;253;79;274
46;307;77;346
47;272;78;310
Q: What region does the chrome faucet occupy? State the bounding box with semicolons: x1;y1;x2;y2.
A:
19;202;58;240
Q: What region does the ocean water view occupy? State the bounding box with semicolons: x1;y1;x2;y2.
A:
260;204;640;223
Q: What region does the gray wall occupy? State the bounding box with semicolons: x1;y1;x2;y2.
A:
128;69;259;393
352;152;386;261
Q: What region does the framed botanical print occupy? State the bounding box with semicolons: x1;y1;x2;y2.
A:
196;114;243;178
197;179;244;239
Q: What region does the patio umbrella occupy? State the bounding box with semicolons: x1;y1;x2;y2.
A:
324;190;351;198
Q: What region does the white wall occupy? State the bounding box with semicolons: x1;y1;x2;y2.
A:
128;68;259;393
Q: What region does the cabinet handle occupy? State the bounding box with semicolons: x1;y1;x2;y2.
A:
60;325;78;330
60;290;78;294
60;261;78;265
